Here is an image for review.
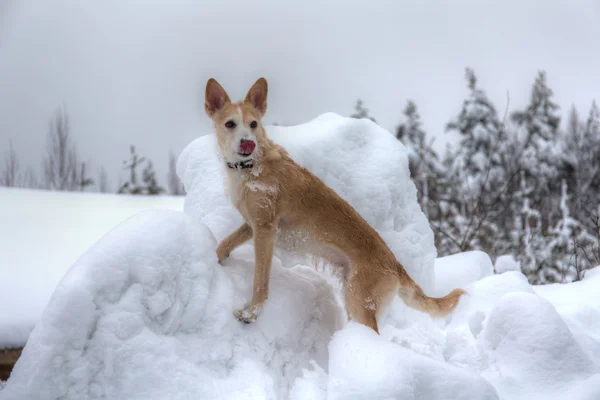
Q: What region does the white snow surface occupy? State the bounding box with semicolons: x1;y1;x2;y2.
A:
177;113;437;294
0;188;184;348
2;114;600;399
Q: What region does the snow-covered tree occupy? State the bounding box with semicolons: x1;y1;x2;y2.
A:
118;146;164;195
396;100;440;216
118;146;146;195
350;99;376;123
446;68;506;190
142;161;165;195
436;68;513;255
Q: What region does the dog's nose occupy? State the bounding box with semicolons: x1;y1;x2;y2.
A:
239;139;256;154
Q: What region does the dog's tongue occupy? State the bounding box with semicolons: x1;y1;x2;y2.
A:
240;140;256;154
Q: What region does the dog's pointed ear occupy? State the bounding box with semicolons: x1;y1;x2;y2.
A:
244;77;268;116
205;78;231;117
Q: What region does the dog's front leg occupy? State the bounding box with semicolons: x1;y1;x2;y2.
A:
216;223;253;263
234;223;276;323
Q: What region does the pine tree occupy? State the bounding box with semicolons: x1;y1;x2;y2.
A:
511;71;561;148
438;68;510;255
510;71;562;201
77;162;94;191
396;100;440;216
118;146;146;195
446;68;505;189
142;161;165;195
350;99;376;123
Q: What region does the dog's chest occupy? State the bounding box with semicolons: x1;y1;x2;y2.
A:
226;172;246;210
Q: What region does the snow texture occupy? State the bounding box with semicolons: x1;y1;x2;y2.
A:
177;113;437;293
2;114;600;399
0;188;183;348
494;254;521;274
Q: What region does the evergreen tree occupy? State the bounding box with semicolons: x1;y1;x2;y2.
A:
350;99;376;123
118;146;146;195
396;100;440;216
142;161;165;195
438;68;510;255
446;68;505;189
511;71;561;148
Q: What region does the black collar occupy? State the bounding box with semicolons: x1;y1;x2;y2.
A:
226;159;254;170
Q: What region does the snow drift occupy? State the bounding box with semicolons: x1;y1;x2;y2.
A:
0;188;183;348
177;113;437;293
2;114;600;400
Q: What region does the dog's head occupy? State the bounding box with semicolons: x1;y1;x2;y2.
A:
204;77;269;164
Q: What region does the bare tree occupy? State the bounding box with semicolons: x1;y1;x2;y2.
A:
77;162;94;191
43;105;80;191
167;151;185;195
23;167;38;189
98;166;110;193
1;141;20;187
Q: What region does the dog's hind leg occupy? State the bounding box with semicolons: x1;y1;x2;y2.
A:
344;277;380;334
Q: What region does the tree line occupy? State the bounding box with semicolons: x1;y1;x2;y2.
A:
0;104;185;196
2;69;599;284
352;68;600;284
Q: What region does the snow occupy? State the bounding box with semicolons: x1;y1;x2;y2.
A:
2;114;600;399
433;250;494;297
0;188;184;348
177;112;437;293
494;254;521;274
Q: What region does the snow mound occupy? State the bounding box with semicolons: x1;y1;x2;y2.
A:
177;113;437;293
4;113;600;399
326;322;498;400
494;255;521;274
482;292;599;399
1;210;343;399
0;188;183;348
433;250;494;297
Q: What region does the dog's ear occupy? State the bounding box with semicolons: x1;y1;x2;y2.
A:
205;78;231;117
244;77;268;116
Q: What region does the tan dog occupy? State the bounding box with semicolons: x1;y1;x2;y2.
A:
204;77;466;333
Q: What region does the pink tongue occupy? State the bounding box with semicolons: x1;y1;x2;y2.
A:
240;140;256;154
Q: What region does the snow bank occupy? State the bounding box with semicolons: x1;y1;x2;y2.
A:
1;210;344;399
494;254;521;274
3;114;600;399
326;322;498;400
177;113;437;293
482;293;598;399
0;188;183;348
433;250;494;297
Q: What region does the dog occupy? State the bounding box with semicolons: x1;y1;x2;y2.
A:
204;77;466;333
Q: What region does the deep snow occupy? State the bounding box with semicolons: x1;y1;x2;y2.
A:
0;188;184;348
2;114;600;399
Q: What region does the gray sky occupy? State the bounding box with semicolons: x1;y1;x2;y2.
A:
1;0;600;190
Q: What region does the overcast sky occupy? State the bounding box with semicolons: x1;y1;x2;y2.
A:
1;0;600;190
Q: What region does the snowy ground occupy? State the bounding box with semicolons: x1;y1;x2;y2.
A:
0;188;183;347
1;114;599;399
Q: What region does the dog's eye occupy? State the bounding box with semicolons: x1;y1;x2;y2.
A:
250;121;257;129
225;120;236;129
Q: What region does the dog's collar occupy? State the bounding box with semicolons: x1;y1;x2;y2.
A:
226;159;254;170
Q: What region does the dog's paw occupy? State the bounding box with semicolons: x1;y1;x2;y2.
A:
216;245;229;265
234;304;263;324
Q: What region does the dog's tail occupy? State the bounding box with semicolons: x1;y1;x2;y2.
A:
396;265;466;318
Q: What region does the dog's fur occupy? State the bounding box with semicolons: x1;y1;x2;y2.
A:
204;77;466;333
